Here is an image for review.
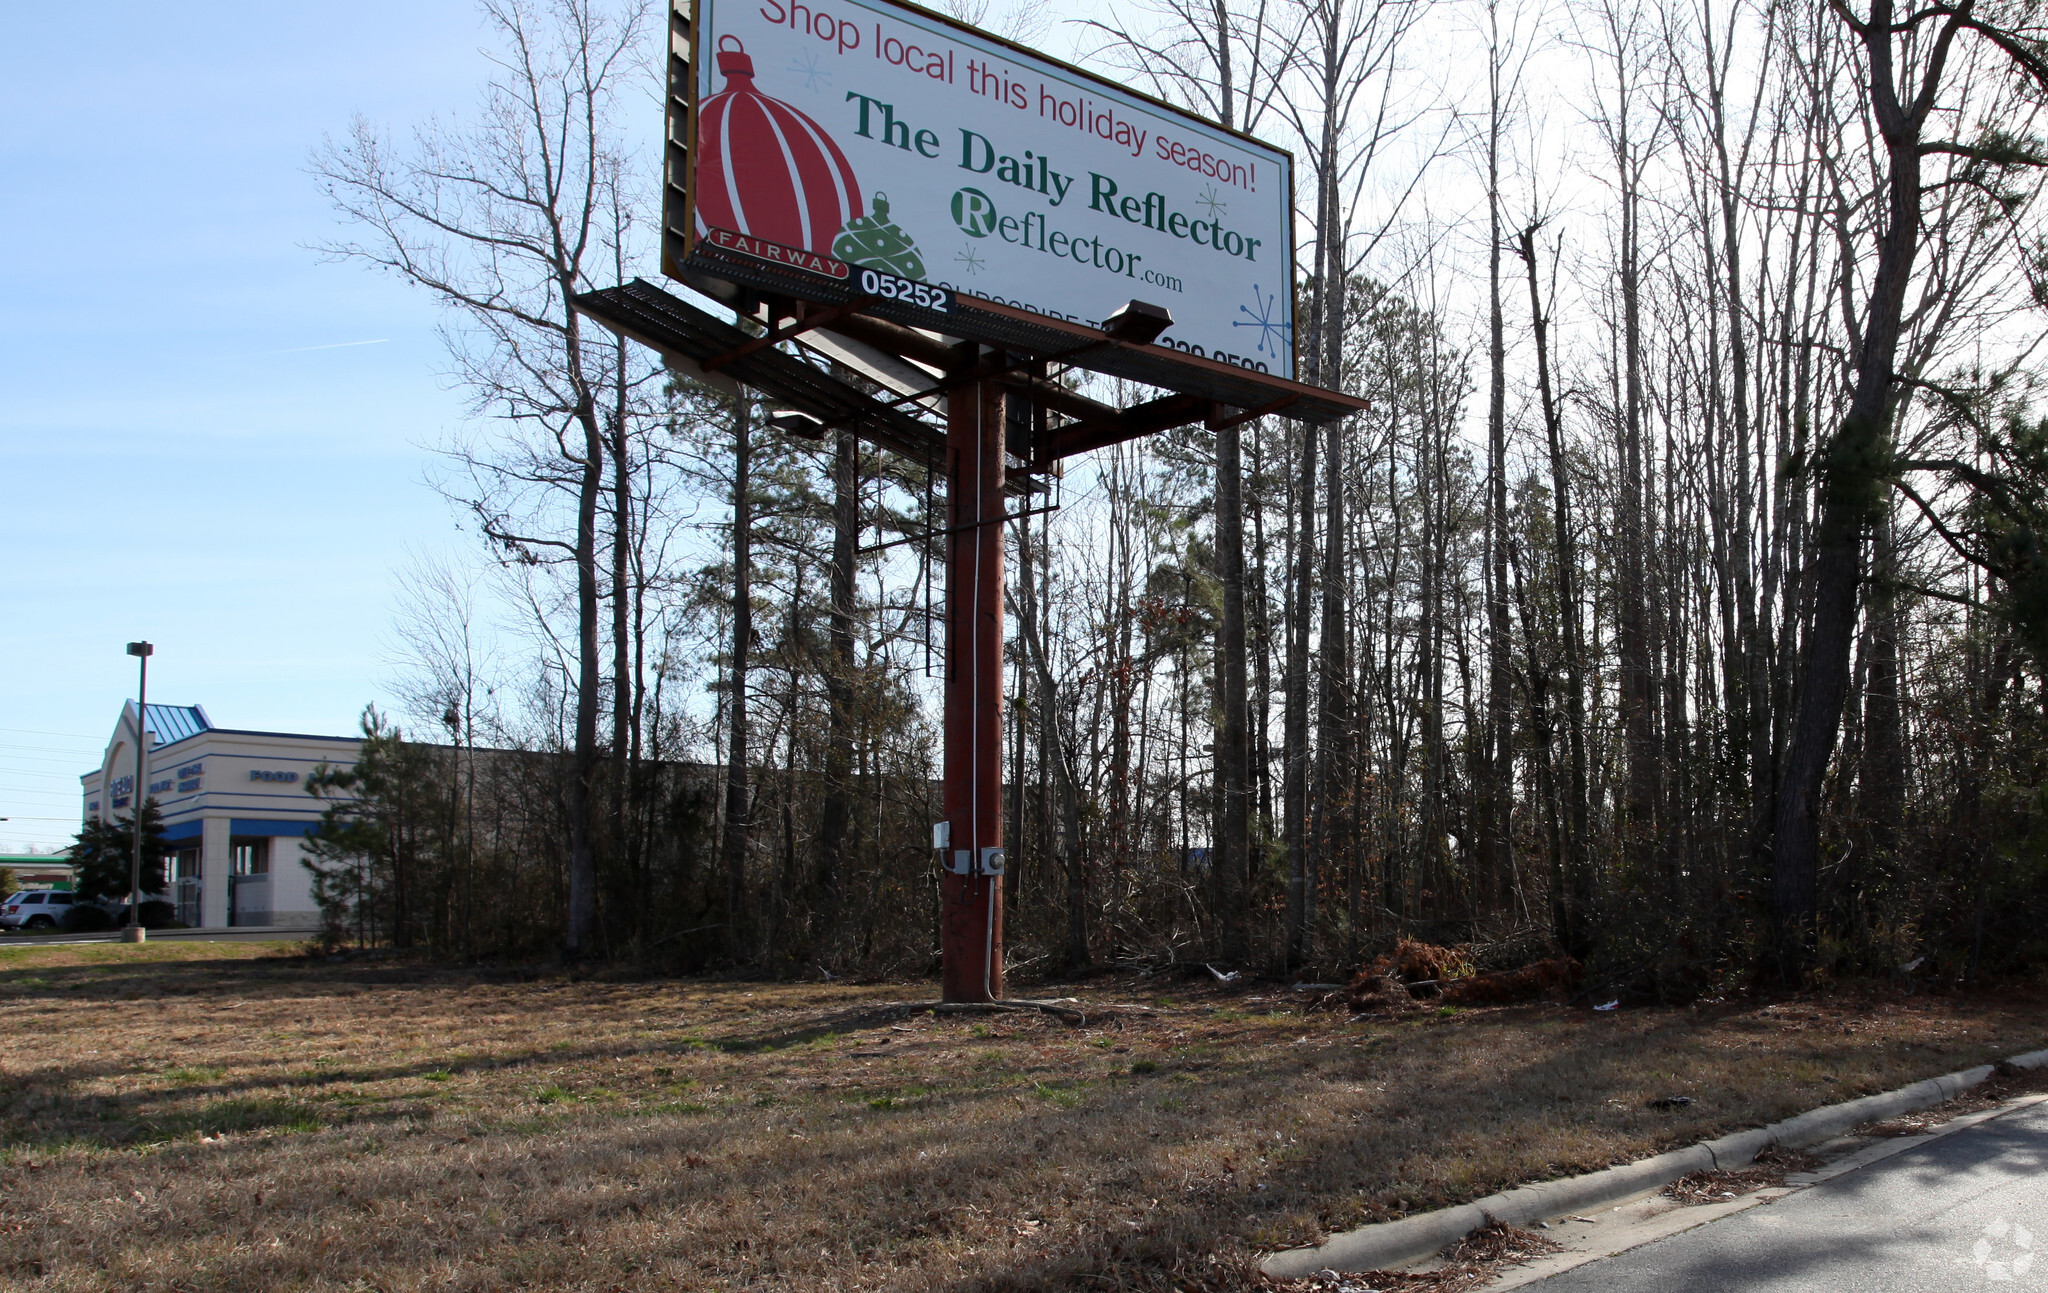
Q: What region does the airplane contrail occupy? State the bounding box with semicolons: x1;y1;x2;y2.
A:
265;338;390;355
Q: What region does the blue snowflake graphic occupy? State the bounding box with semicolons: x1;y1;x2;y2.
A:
1196;184;1228;221
787;49;831;91
1233;284;1290;358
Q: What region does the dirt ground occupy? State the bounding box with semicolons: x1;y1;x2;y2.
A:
1;942;2043;1292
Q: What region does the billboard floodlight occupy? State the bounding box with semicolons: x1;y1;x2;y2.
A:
1102;300;1175;346
766;408;826;440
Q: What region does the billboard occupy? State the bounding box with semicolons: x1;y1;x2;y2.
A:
671;0;1297;379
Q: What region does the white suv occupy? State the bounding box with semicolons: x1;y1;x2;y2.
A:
1;890;81;931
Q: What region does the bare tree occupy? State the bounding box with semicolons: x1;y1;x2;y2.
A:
1772;0;2048;971
314;0;654;957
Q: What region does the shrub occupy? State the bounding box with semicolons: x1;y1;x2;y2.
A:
61;904;115;933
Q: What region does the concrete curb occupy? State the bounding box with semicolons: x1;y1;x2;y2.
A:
1260;1044;2048;1279
1;927;308;946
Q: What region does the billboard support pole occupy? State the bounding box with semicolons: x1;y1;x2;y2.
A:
940;369;1006;1003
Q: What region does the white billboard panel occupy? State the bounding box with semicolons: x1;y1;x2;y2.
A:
681;0;1297;378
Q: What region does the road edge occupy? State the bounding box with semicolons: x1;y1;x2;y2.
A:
1259;1043;2048;1278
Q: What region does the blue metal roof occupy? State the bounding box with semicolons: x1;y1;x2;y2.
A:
140;703;211;746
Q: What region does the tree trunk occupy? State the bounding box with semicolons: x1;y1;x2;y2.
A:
1483;1;1514;914
724;396;754;953
1213;413;1251;965
607;358;634;953
818;429;858;948
1861;508;1903;854
1011;572;1089;972
1314;408;1350;951
1284;421;1318;966
564;334;604;958
1773;2;1952;972
1518;225;1590;955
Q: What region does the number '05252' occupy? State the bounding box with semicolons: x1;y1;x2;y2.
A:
860;269;949;313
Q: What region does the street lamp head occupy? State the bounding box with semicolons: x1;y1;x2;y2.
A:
126;641;153;658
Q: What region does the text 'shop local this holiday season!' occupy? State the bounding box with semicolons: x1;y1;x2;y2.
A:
686;0;1297;378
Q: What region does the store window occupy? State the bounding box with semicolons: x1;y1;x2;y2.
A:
174;849;201;880
230;840;270;876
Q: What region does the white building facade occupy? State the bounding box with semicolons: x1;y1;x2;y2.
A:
79;703;360;930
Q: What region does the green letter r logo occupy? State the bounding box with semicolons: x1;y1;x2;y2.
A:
951;187;997;238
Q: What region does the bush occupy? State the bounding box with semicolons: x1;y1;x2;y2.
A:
61;903;115;933
107;900;176;930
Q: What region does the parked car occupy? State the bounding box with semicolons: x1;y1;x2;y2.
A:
1;890;80;931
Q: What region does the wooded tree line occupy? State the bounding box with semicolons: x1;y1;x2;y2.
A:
311;0;2048;992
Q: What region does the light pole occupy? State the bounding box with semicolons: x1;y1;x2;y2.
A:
124;641;153;944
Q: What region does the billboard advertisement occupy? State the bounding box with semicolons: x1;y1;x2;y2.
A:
678;0;1297;378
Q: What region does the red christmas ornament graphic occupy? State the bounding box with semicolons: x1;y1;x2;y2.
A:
695;36;863;257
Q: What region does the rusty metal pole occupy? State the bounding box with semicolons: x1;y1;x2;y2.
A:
940;370;1005;1002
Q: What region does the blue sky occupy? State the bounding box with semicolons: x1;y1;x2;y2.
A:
0;0;1125;853
0;1;509;850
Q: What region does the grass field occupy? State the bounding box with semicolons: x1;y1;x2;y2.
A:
1;942;2043;1291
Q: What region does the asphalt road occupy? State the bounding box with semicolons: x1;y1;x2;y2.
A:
1525;1100;2048;1291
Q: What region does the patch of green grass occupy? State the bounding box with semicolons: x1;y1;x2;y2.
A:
548;1040;573;1052
867;1095;897;1110
1032;1081;1082;1109
424;1069;453;1083
165;1064;226;1084
970;1023;992;1038
535;1084;572;1105
330;1090;389;1107
1089;1036;1115;1049
1129;1059;1159;1075
189;1098;321;1138
1436;1006;1460;1018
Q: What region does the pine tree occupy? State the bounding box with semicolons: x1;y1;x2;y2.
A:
69;800;168;902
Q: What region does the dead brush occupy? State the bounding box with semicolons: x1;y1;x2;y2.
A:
1276;1222;1561;1293
1662;1144;1821;1203
1344;973;1424;1016
1443;957;1582;1007
1345;940;1477;1013
1384;939;1476;986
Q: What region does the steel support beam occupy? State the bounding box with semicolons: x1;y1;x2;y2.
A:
940;373;1006;1002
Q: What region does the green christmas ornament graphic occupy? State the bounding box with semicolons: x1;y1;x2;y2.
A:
833;192;925;279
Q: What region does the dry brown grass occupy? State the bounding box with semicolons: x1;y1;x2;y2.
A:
1;943;2044;1292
